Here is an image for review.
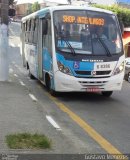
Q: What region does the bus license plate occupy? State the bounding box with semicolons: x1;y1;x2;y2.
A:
86;87;100;92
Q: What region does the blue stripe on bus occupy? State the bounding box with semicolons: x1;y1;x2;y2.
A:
56;53;94;77
37;8;50;18
43;48;52;71
43;49;55;90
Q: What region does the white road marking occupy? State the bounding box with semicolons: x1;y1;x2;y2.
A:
14;74;18;77
29;94;37;102
19;80;26;86
28;79;33;82
12;61;16;64
46;115;61;130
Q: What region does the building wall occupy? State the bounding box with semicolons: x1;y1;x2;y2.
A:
123;30;130;57
124;43;130;57
16;3;32;17
40;3;46;9
127;43;130;57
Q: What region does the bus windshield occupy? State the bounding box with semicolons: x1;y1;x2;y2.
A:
53;10;122;56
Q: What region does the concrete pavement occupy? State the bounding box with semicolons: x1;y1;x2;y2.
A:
0;22;87;154
0;70;82;153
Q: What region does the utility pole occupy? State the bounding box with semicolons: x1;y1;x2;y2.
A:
0;0;9;81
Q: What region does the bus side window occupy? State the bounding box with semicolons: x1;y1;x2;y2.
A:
33;19;38;44
25;22;27;31
42;18;48;35
25;21;28;43
29;20;33;43
26;20;31;43
26;20;30;43
30;19;34;44
43;16;52;56
42;18;48;48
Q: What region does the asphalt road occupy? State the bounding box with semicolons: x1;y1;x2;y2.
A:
9;22;130;155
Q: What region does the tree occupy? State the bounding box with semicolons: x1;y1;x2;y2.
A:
27;2;40;14
91;4;130;27
31;2;40;13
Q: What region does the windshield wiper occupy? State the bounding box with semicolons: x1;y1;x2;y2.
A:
97;36;112;57
63;38;76;56
58;35;76;56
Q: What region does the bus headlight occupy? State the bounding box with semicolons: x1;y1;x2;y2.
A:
57;61;72;75
112;62;124;76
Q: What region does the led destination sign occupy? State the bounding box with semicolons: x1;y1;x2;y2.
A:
63;15;105;26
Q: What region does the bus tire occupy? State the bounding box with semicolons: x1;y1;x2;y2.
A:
50;88;57;96
26;62;29;70
27;63;35;79
128;72;130;83
102;91;113;97
45;74;57;96
29;70;35;79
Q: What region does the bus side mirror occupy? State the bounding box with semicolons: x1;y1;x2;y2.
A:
42;19;48;35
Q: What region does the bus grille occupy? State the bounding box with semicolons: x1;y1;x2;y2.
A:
79;81;107;87
75;70;111;75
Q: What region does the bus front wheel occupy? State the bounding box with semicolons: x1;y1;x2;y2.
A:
29;69;35;79
45;74;56;96
128;72;130;83
28;63;35;79
101;91;113;97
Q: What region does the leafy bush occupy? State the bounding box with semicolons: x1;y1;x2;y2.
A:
31;2;40;13
27;2;40;14
91;4;130;27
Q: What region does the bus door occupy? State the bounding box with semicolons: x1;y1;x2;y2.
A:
38;15;53;83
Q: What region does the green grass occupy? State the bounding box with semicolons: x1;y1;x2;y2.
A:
6;133;51;149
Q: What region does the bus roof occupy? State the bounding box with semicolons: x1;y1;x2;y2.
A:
22;5;114;22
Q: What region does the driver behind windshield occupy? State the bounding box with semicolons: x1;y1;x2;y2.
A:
96;27;107;39
60;25;70;40
90;26;107;40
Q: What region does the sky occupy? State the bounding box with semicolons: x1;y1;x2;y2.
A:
92;0;130;5
117;0;130;3
15;0;130;5
45;0;68;4
16;0;68;5
45;0;130;4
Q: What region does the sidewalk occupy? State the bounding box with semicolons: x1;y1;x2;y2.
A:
0;77;78;154
0;80;47;152
0;22;87;155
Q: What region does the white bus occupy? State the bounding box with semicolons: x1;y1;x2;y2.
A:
21;5;125;97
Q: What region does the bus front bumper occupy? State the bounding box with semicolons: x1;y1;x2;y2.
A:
54;71;124;92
